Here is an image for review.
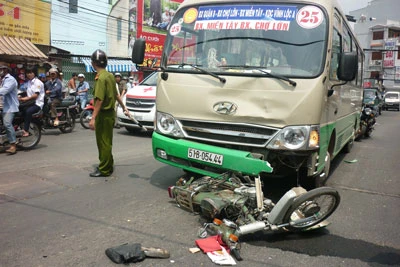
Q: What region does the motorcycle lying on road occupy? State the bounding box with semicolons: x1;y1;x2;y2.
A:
356;103;376;140
169;172;340;260
37;96;77;133
0;108;42;150
80;98;94;129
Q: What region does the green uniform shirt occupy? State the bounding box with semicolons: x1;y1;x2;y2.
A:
93;69;116;110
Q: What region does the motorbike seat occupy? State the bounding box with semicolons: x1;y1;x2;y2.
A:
60;96;76;107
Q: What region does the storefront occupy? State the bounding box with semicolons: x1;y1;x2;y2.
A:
0;36;48;88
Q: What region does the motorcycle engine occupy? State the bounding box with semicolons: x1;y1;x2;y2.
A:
199;190;244;219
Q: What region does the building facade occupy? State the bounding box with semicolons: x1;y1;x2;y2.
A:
51;0;111;56
350;0;400;90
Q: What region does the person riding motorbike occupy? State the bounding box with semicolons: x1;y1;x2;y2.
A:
0;62;19;154
46;68;63;126
76;73;90;110
19;66;45;137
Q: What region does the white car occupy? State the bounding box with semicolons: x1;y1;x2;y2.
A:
384;91;400;111
117;72;157;132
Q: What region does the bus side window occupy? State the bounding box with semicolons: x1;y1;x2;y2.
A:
330;28;341;80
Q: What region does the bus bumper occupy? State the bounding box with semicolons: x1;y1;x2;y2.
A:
152;132;273;178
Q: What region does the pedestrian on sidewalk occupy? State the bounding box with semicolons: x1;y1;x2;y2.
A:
89;49;129;177
0;62;19;154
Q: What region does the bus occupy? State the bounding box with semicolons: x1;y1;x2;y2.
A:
148;0;364;187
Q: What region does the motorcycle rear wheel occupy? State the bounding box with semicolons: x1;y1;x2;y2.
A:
282;187;340;231
80;110;92;129
17;122;41;149
59;113;76;133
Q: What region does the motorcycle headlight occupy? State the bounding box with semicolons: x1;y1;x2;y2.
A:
156;112;184;137
364;108;372;115
267;126;319;150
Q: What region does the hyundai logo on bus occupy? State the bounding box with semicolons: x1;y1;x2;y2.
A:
132;100;142;106
213;101;238;115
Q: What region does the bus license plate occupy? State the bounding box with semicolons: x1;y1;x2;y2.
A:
188;148;223;165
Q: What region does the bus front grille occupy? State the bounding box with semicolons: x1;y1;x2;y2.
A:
179;120;279;147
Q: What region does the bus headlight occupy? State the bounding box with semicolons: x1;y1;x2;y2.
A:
156;112;183;137
267;126;319;150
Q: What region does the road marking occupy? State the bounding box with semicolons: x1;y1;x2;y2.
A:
332;184;400;198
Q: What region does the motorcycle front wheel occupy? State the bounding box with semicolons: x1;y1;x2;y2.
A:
17;122;41;149
80;110;92;129
282;187;340;231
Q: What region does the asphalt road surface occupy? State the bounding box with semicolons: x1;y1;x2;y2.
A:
0;111;399;267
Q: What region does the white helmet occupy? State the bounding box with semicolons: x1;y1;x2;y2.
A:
49;68;58;74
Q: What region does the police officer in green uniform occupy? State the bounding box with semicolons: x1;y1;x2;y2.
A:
89;49;129;177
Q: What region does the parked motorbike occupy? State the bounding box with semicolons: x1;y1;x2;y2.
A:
356;104;376;140
0;108;42;150
80;98;94;129
39;96;77;133
169;173;340;260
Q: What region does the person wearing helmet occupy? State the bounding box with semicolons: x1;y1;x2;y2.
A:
89;49;129;177
38;73;47;83
46;67;63;126
114;72;127;97
121;76;129;97
76;73;89;110
0;62;19;154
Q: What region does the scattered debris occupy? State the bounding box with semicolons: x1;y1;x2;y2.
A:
189;247;201;253
344;159;358;163
207;247;236;265
105;243;169;264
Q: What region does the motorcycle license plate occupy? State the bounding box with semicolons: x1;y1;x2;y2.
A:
188;148;223;165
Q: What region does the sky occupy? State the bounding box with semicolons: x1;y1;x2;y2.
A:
337;0;371;14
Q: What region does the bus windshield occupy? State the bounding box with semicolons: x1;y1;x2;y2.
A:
163;3;328;78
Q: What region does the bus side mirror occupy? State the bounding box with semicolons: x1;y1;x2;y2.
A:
337;52;358;81
131;38;146;64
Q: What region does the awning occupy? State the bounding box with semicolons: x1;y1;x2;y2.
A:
0;36;48;62
81;58;135;73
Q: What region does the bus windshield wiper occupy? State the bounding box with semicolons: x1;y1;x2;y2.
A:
176;63;226;84
253;68;296;87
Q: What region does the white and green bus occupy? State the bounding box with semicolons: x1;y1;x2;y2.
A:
145;0;364;187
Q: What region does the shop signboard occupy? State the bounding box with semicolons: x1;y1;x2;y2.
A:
0;0;51;45
129;0;184;66
383;39;396;68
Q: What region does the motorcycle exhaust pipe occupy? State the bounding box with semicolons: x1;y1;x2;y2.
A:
235;221;266;236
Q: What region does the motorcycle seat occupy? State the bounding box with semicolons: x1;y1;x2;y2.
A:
60;96;76;107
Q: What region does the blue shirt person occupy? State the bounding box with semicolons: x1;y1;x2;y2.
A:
0;63;19;154
76;73;90;110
